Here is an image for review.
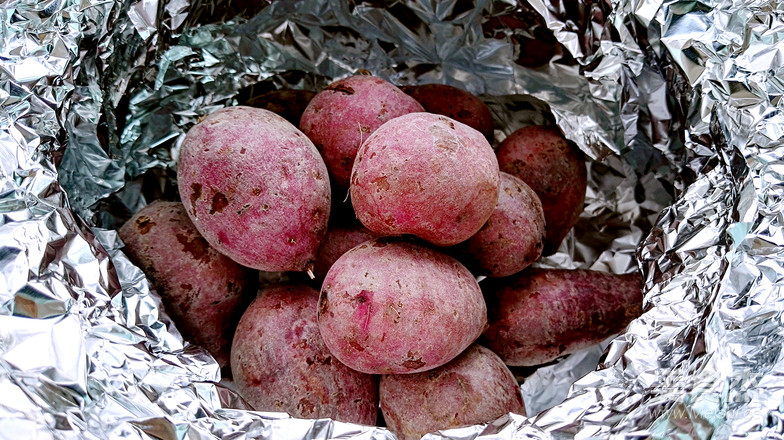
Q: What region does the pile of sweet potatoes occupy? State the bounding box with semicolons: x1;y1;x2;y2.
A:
117;72;644;439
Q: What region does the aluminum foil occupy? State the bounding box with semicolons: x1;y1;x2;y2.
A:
3;0;784;438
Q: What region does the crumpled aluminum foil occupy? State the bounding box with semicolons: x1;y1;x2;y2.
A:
3;0;783;438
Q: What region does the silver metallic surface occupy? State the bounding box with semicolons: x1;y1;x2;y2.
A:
2;0;782;438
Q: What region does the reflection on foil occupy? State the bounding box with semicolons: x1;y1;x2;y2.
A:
3;0;784;438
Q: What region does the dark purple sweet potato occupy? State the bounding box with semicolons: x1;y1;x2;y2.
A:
244;89;316;126
350;112;500;247
482;268;643;366
231;283;378;424
177;106;331;272
400;84;495;143
118;201;252;368
300;75;424;188
318;238;487;375
496;126;586;255
456;172;546;277
380;344;524;440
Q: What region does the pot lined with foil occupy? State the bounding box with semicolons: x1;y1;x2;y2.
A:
1;0;782;438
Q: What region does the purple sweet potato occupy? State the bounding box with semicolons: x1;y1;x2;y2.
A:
177;106;331;272
300;75;424;188
318;238;487;375
380;344;524;440
400;84;495;143
312;223;378;281
496;126;587;254
231;283;378;424
457;172;546;277
482;268;643;366
118;201;252;368
350;112;500;246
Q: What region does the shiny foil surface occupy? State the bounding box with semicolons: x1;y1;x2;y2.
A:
1;0;782;438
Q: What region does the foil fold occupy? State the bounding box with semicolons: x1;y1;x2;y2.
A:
3;0;784;438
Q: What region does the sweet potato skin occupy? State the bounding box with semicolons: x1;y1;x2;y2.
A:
457;172;545;277
482;269;643;366
230;283;379;425
496;126;586;254
350;112;500;246
312;223;378;281
380;344;524;440
177;106;331;272
118;201;252;368
300;75;424;188
318;238;487;374
400;84;495;143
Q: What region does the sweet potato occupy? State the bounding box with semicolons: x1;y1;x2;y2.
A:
300;75;424;188
456;172;546;277
244;89;316;126
350;112;500;246
311;222;378;281
380;344;524;440
318;238;487;374
482;268;643;366
118;201;252;368
231;283;378;425
400;84;495;143
496;126;586;254
177;106;331;272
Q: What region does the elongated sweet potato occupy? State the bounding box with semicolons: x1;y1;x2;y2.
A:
119;201;253;368
482;268;643;366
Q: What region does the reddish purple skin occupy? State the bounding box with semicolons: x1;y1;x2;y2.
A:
350;113;500;247
300;75;424;188
178;106;331;272
230;283;378;425
482;269;643;366
380;345;525;440
312;224;378;281
318;238;487;374
458;172;546;278
118;201;252;368
496;126;587;255
400;84;495;143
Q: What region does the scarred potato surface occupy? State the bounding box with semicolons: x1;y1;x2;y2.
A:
350;112;500;246
457;172;546;277
482;268;643;366
118;201;252;368
379;344;525;440
178;106;331;272
300;75;424;188
318;238;487;374
496;125;586;254
231;283;379;425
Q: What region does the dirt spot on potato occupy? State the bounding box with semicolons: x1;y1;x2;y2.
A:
210;192;229;214
318;292;329;316
402;351;425;370
180;283;192;291
372;176;390;191
327;84;355;95
240;147;246;154
135;216;154;234
349;339;365;352
297;398;315;416
252;187;262;196
190;183;202;207
175;233;210;263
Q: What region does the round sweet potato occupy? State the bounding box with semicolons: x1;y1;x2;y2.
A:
350;112;500;246
118;201;252;368
496;126;586;254
318;238;487;374
482;268;643;366
300;75;424;188
400;84;495;143
380;344;524;440
312;223;378;281
177;106;331;272
456;172;546;277
231;283;378;424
